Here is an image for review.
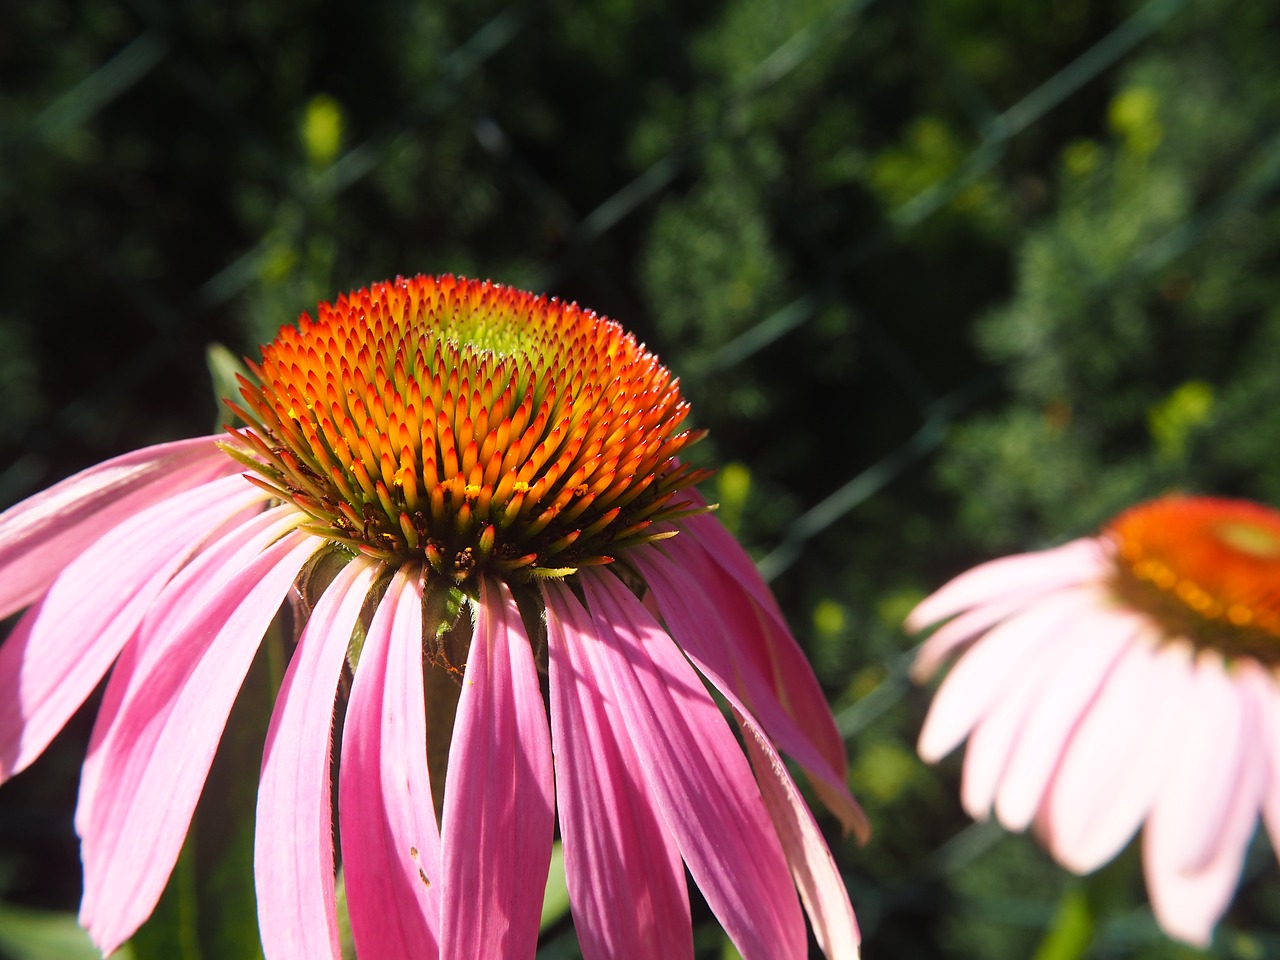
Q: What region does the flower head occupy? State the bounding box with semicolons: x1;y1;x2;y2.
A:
0;275;863;959
908;494;1280;945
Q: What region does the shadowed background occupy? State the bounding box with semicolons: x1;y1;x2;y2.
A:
2;0;1280;957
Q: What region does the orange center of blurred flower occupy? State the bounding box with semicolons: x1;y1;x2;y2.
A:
1107;495;1280;659
225;274;709;582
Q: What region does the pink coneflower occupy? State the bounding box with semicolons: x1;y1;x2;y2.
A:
0;274;864;959
908;495;1280;945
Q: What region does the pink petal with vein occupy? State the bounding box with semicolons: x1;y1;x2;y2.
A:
739;713;860;960
339;566;442;960
633;545;866;840
571;572;806;960
993;610;1139;830
79;526;318;954
917;586;1097;764
623;552;859;957
439;578;554;960
1037;636;1194;874
545;583;692;960
904;538;1108;634
0;435;239;619
656;533;849;799
76;506;297;835
1144;660;1265;946
256;557;381;960
677;502;785;622
0;472;268;783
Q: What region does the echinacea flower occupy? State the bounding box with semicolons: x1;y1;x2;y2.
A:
908;495;1280;945
0;274;865;960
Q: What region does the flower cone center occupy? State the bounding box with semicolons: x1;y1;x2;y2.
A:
226;275;710;583
1107;495;1280;661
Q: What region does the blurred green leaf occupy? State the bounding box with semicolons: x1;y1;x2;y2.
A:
540;842;571;932
300;95;345;169
1031;885;1095;960
206;342;253;429
1148;379;1214;461
714;462;752;536
0;903;130;960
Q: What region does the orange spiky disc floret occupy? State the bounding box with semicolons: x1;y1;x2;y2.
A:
1107;495;1280;662
224;274;711;582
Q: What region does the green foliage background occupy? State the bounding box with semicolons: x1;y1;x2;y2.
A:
2;0;1279;956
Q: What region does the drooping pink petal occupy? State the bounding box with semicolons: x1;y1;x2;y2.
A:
1144;659;1265;946
0;472;268;783
616;553;859;957
633;544;867;840
917;586;1099;764
255;557;381;960
668;505;848;782
739;712;860;960
78;525;318;954
339;565;442;960
653;533;850;808
76;506;299;836
904;538;1110;634
1037;636;1195;874
568;572;806;960
0;435;240;619
545;583;692;960
676;502;786;622
439;578;554;960
992;610;1140;831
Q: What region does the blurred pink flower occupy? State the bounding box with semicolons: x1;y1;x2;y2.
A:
908;494;1280;945
0;275;863;960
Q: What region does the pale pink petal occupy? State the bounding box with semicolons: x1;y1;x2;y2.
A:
1243;664;1280;851
738;712;860;960
569;572;806;960
993;611;1140;831
0;435;240;619
255;557;381;960
633;545;867;840
439;578;554;960
904;538;1110;634
545;584;692;960
1144;652;1248;874
79;527;318;954
917;586;1099;764
654;534;850;804
0;472;268;783
1037;635;1194;874
960;631;1063;821
339;566;442;960
911;593;1039;683
1144;660;1265;946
